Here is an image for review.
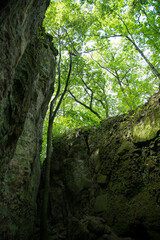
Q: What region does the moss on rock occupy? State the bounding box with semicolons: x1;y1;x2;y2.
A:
47;92;160;240
94;194;108;212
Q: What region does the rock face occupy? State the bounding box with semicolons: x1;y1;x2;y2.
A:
47;92;160;240
0;1;58;239
0;0;50;166
0;0;50;96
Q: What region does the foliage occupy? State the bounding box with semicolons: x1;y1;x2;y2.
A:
40;1;160;236
41;0;160;155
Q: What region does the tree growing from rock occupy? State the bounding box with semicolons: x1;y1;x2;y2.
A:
40;0;160;236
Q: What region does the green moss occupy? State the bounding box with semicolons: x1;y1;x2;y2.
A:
63;158;76;192
97;174;107;184
63;158;75;167
117;141;133;155
133;109;160;142
94;194;108;212
95;158;101;173
63;158;92;193
68;217;90;240
79;177;92;191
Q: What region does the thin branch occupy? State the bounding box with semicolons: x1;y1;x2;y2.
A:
51;53;72;122
126;35;160;80
79;75;94;109
63;27;79;55
69;90;102;119
141;9;159;34
118;14;134;40
116;15;160;80
90;91;93;109
80;76;92;92
85;34;123;39
114;70;132;108
91;55;116;77
81;45;107;54
121;68;132;83
92;53;132;109
52;34;62;106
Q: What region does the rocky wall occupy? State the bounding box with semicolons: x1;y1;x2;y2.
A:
0;1;58;239
48;92;160;240
0;0;50;163
0;31;57;239
0;0;50;97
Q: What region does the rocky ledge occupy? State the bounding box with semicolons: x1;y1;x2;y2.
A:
40;92;160;240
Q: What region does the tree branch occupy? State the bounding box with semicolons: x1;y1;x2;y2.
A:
51;53;72;122
126;35;160;80
91;55;116;77
69;90;102;119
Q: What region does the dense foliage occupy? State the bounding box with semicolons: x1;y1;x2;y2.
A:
41;0;160;161
40;2;160;238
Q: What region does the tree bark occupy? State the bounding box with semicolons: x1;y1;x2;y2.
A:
40;53;72;240
40;100;54;240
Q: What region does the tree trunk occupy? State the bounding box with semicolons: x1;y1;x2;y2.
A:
40;53;72;240
40;101;54;240
126;36;160;80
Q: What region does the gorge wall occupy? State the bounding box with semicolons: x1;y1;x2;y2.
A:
1;1;160;240
0;1;57;239
45;92;160;240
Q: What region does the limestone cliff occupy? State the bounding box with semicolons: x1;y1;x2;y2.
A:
0;1;58;239
47;92;160;240
0;0;50;166
0;33;57;240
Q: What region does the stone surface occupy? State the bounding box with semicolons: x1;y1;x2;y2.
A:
0;32;57;240
0;0;50;100
45;92;160;240
0;1;57;238
0;0;49;167
0;0;50;163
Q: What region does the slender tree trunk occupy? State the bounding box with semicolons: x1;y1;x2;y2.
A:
102;88;109;118
126;36;160;80
40;101;54;240
40;53;72;240
117;15;160;80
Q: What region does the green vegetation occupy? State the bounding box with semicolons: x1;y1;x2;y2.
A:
40;0;160;238
42;0;159;139
40;0;160;161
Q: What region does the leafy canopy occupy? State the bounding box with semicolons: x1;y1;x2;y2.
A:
41;0;160;160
